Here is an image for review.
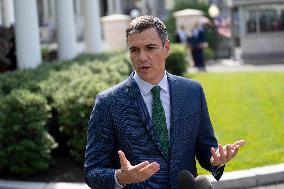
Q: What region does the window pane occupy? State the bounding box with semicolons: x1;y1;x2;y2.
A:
246;10;257;33
259;9;279;32
281;10;284;31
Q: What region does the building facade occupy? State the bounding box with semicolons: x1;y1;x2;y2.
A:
2;0;283;70
0;0;167;69
36;0;167;43
231;0;284;60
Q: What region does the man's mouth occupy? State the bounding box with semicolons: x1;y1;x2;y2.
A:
140;66;150;71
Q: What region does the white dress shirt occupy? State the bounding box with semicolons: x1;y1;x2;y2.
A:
133;72;171;134
114;71;171;188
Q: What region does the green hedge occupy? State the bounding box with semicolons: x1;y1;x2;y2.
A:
0;47;187;176
0;51;131;176
40;54;131;162
204;47;214;61
166;44;188;76
0;89;55;176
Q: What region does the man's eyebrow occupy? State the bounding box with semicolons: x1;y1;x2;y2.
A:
147;43;158;47
128;43;158;50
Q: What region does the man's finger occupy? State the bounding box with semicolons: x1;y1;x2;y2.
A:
140;162;160;173
225;144;233;158
133;161;150;171
210;147;220;165
139;162;160;179
232;145;240;158
219;144;226;159
234;140;246;147
211;147;217;157
118;150;131;167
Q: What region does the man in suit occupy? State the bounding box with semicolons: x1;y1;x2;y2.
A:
85;15;245;189
174;25;187;44
188;22;208;71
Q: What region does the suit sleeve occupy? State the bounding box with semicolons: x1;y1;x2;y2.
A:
84;93;117;189
195;85;224;179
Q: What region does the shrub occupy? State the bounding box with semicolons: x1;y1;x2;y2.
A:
204;47;214;61
0;89;56;176
39;64;107;162
0;69;44;97
73;49;127;63
41;47;57;62
54;75;107;162
0;50;132;169
166;44;188;76
39;54;131;162
164;14;177;43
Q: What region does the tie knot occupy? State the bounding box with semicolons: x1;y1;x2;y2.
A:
151;86;161;96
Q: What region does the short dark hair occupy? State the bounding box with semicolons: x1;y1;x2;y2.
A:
126;15;168;46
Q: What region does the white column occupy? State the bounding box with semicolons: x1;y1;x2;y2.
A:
239;7;245;37
49;0;56;20
55;0;77;60
0;1;2;25
14;0;42;69
141;0;150;15
74;0;82;15
148;1;157;16
48;0;56;41
3;0;15;27
114;0;122;14
107;0;114;15
42;0;49;24
83;0;102;53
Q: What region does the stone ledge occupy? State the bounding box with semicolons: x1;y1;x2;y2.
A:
208;163;284;189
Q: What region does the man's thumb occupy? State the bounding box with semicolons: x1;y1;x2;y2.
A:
118;150;131;166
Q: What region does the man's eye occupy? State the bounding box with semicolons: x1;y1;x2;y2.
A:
129;49;137;53
148;46;156;50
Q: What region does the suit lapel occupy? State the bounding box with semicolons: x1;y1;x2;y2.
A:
167;73;179;159
126;73;166;159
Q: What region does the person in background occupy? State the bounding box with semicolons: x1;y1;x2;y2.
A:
174;25;188;44
85;15;245;189
187;21;208;71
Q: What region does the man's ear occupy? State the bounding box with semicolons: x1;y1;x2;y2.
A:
165;40;171;56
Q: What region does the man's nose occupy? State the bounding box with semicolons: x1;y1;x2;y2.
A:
138;50;148;61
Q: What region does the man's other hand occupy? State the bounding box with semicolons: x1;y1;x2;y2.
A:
210;140;246;166
116;150;160;186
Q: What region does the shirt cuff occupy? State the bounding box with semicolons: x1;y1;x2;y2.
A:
211;164;225;181
114;170;125;189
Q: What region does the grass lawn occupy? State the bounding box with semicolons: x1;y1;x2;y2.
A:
186;72;284;174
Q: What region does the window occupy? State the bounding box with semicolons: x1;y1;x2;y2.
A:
281;10;284;30
246;10;257;33
259;9;279;32
245;5;284;33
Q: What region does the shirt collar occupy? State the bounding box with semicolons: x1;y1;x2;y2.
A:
133;71;169;96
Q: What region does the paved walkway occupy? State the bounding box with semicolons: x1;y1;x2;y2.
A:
188;59;284;73
209;163;284;189
251;183;284;189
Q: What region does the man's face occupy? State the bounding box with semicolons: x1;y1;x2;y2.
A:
127;28;170;84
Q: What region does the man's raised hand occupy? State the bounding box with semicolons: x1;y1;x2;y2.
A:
116;150;160;186
210;140;246;166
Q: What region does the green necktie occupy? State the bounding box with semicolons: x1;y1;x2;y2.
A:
151;86;169;158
